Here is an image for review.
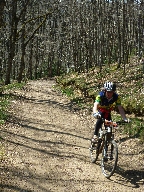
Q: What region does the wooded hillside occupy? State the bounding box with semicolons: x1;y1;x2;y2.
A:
0;0;143;85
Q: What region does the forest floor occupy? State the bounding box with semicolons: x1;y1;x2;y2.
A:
0;79;144;192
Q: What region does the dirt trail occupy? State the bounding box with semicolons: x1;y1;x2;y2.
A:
1;79;144;192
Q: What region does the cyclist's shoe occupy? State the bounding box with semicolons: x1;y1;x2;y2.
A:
109;154;113;160
103;155;108;162
91;135;98;146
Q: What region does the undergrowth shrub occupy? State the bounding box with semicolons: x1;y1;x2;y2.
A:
0;82;26;125
55;60;144;142
0;96;9;124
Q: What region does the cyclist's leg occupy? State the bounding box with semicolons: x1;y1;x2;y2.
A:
94;118;102;136
91;118;103;145
94;111;107;136
92;112;111;143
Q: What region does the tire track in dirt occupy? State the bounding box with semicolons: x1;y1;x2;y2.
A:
1;79;143;192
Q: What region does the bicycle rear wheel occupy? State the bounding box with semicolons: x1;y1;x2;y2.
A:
101;139;118;178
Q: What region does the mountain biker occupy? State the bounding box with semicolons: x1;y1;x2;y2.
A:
92;81;129;144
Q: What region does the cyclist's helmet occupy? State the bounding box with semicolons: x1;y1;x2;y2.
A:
104;82;116;91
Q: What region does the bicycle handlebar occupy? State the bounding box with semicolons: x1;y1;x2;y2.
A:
116;121;129;125
102;118;129;127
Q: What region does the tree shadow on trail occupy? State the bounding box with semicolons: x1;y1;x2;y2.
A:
1;127;89;150
36;98;81;113
112;166;144;189
7;117;90;141
20;122;89;140
1;121;90;162
5;90;82;113
0;165;51;192
0;184;33;192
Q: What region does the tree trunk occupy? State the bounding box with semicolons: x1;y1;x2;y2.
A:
17;3;26;83
27;39;33;80
116;1;122;68
5;0;18;85
0;0;6;28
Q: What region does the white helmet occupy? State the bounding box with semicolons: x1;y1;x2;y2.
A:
104;82;116;91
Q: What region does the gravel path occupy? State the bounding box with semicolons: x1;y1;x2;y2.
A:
0;79;143;192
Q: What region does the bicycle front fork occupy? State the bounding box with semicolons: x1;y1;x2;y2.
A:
103;135;108;157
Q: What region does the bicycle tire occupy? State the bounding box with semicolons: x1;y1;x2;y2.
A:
101;139;118;178
89;137;103;163
89;141;99;163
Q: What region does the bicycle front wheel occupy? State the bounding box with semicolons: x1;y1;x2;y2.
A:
101;139;118;178
89;141;99;163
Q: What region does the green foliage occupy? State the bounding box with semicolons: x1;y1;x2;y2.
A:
123;118;144;140
0;80;4;94
112;114;144;142
56;58;144;115
0;82;26;125
140;128;144;143
122;97;144;115
0;96;9;124
4;82;25;90
55;57;144;142
61;87;74;97
0;81;26;161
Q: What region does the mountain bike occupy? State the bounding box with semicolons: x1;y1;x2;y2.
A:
89;118;127;178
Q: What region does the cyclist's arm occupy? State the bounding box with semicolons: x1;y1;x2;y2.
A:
117;105;127;120
93;95;101;113
93;101;100;113
116;95;127;120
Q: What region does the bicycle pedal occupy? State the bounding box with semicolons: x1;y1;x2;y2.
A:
103;156;108;162
89;146;97;151
109;156;113;160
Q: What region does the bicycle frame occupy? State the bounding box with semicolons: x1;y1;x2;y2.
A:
98;119;117;152
90;118;127;178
